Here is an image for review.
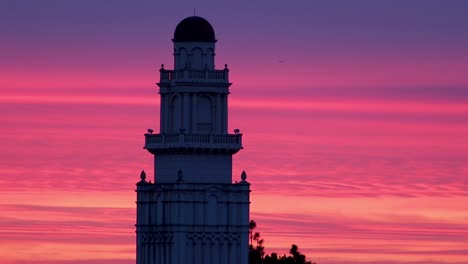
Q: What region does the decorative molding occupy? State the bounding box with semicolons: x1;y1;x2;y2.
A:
141;231;174;244
187;231;240;243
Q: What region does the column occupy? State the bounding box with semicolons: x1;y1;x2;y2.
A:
186;239;193;264
241;190;250;264
221;240;228;264
159;240;164;264
203;239;211;264
194;240;201;264
229;241;237;264
174;233;182;264
212;240;219;264
144;242;148;264
223;94;228;133
148;242;153;264
160;94;166;132
183;93;191;131
192;94;197;132
216;94;222;133
164;94;170;133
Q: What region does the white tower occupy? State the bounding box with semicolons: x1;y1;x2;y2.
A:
136;16;250;264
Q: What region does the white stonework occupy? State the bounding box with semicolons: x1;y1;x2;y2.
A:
136;16;250;264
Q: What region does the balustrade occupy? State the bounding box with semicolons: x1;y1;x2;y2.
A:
145;133;242;150
159;69;228;83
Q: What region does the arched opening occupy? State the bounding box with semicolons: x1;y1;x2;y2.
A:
196;95;212;133
206;48;214;69
170;95;182;133
191;47;203;69
178;47;187;69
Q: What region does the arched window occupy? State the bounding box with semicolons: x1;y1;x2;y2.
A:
191;47;203;69
170;95;182;132
178;47;187;69
206;48;214;68
197;95;212;133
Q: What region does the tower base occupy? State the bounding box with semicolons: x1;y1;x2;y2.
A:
136;181;250;264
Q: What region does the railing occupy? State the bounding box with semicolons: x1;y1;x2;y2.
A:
159;69;229;83
185;134;210;143
145;133;242;151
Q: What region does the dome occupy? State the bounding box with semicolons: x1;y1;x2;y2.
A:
173;16;216;43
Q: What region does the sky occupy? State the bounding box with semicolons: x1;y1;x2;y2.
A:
1;0;468;263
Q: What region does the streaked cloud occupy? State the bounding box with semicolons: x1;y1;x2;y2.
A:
1;1;468;263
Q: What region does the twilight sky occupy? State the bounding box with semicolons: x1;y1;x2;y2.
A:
1;1;468;264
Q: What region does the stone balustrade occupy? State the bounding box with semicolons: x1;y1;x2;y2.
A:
159;69;229;83
144;133;242;153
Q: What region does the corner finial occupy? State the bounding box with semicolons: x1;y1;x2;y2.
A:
177;169;184;183
161;64;165;69
137;170;148;185
241;170;247;182
224;64;228;70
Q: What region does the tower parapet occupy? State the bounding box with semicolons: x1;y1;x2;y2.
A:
159;66;229;84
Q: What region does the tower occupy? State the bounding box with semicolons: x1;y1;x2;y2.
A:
136;16;250;264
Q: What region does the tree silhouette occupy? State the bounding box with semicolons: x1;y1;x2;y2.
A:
249;220;257;246
248;221;317;264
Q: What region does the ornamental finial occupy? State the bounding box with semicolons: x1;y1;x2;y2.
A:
241;170;247;182
140;170;147;181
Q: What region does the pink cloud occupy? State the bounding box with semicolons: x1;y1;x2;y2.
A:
0;87;467;263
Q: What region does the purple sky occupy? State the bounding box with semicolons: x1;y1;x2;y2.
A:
1;1;468;263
